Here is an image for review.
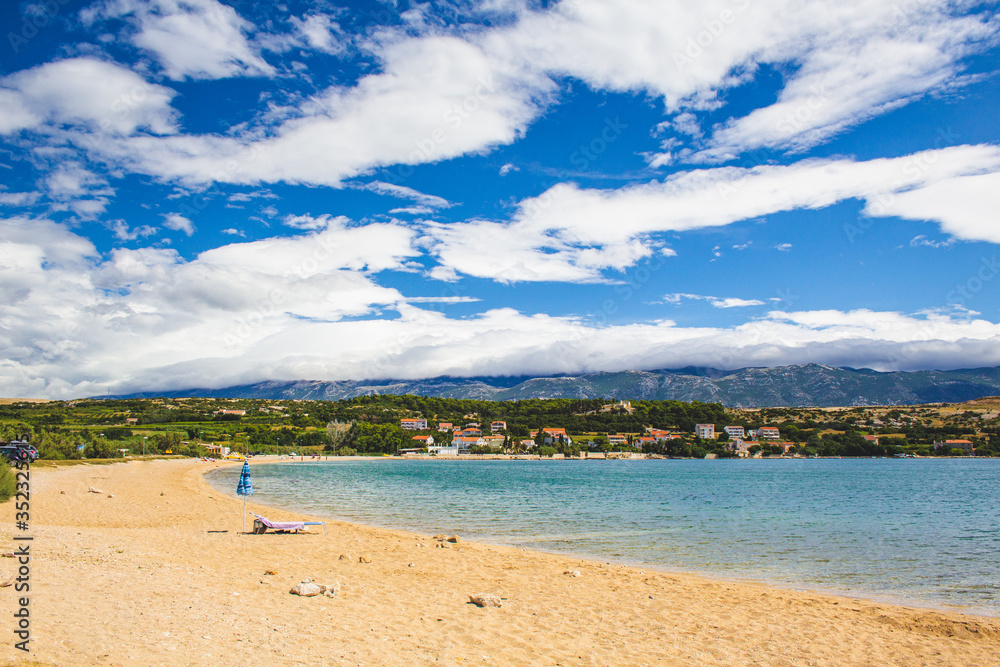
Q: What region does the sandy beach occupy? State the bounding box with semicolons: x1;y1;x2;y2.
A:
2;459;999;666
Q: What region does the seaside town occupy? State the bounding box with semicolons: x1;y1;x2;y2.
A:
3;394;999;464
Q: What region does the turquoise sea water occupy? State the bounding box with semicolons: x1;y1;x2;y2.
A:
207;458;1000;616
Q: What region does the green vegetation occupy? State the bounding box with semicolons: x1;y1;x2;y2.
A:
0;394;997;462
0;464;15;502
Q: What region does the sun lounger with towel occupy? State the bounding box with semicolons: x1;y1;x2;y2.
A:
250;512;327;534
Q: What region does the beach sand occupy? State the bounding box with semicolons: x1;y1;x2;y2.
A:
2;458;999;666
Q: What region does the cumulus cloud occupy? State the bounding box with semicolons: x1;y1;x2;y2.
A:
290;13;346;54
162;213;195;236
86;0;274;80
0;216;419;397
112;220;158;241
0;57;177;136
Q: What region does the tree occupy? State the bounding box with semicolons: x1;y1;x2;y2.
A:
326;420;352;453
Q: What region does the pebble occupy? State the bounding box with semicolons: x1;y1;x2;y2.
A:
289;583;321;597
563;570;581;577
446;535;460;544
468;594;503;608
358;556;372;564
338;554;350;561
88;487;103;494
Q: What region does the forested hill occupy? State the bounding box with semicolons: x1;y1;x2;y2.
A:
112;364;1000;407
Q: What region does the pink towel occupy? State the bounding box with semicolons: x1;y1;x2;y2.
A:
251;514;304;531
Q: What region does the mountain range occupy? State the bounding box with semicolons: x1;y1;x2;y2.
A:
112;364;1000;407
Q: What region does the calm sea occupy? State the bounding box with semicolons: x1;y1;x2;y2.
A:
207;458;1000;616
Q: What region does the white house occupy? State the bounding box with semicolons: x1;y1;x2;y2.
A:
400;418;428;430
695;424;715;439
724;426;745;439
411;435;434;447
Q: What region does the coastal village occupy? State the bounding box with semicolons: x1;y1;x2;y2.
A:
397;410;978;459
4;394;995;461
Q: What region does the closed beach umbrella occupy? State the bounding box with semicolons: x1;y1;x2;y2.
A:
236;460;254;532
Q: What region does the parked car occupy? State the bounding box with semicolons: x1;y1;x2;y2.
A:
0;440;38;464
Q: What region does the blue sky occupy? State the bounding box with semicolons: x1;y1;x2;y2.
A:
2;0;1000;398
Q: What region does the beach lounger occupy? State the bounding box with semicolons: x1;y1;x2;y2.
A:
250;513;327;534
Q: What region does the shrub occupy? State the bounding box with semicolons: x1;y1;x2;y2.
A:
0;464;16;502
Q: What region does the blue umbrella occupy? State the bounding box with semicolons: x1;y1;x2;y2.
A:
236;460;254;532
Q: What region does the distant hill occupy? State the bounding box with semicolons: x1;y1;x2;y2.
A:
110;364;1000;407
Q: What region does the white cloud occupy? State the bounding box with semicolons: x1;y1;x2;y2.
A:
48;0;993;194
865;172;1000;244
0;191;40;207
88;0;274;80
356;181;451;209
112;220;158;241
0;57;177;136
0;216;419;397
283;214;334;231
664;293;765;308
4;220;999;399
910;234;954;249
389;206;435;216
775;243;793;252
290;13;346;54
427;144;1000;282
43;163;115;218
105;34;553;186
688;10;995;161
163;213;195;236
499;162;518;175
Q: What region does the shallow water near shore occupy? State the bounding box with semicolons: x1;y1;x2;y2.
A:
207;457;1000;616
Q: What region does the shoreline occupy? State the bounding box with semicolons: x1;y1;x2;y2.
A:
211;456;1000;620
3;458;999;665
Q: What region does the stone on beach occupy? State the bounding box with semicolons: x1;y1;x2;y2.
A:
359;556;372;564
447;535;461;543
320;583;340;597
468;594;503;608
564;570;581;577
88;487;103;494
289;583;321;597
